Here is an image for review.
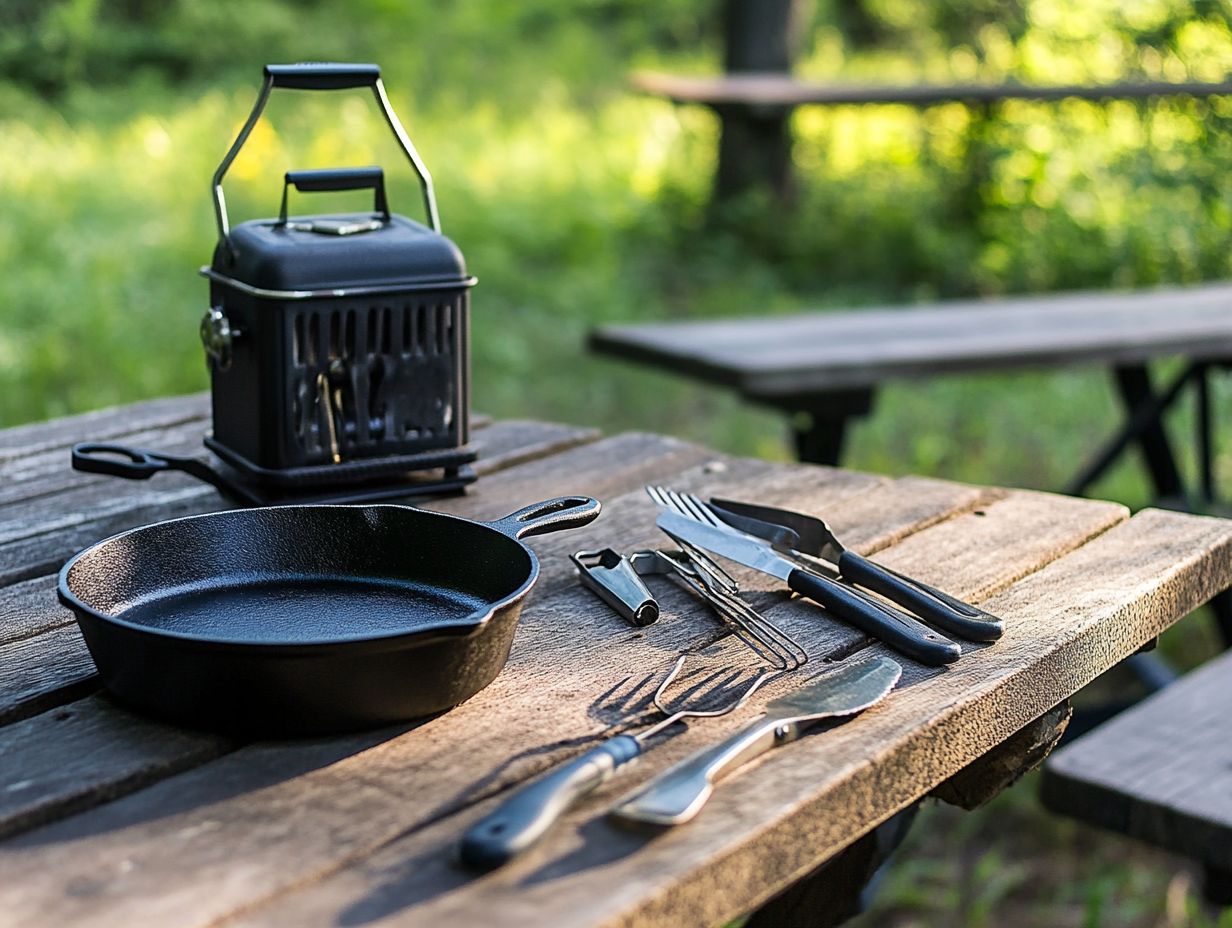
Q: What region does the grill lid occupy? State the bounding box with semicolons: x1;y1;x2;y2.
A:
211;213;471;294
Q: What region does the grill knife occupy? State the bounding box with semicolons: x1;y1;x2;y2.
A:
656;510;961;666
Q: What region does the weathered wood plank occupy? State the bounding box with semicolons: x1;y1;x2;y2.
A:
0;419;210;507
0;625;97;726
0;575;67;646
221;508;1232;928
589;282;1232;398
1041;646;1232;870
633;71;1232;109
0;418;601;587
0;394;210;462
0;475;1131;927
0;431;719;839
0;698;235;840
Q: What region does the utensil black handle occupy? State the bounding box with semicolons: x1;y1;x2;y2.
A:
70;443;259;505
460;735;641;871
838;552;1004;642
786;568;961;665
264;63;381;90
280;168;390;223
285;167;384;193
488;497;602;540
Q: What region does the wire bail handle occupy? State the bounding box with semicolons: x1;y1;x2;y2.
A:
210;63;441;244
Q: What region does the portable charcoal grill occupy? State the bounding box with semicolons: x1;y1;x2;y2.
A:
197;62;477;499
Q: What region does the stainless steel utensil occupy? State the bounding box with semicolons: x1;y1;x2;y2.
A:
709;497;1004;642
459;656;772;870
610;654;902;826
572;548;660;626
630;548;809;673
648;490;960;666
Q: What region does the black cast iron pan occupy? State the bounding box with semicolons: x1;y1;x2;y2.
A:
57;496;600;735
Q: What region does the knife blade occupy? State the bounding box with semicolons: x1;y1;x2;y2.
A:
656;510;961;666
709;498;1004;642
610;655;902;826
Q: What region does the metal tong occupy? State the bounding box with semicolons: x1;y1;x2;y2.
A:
709;497;1003;642
574;546;808;673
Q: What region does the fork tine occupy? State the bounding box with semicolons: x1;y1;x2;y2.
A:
682;491;724;526
645;485;671;508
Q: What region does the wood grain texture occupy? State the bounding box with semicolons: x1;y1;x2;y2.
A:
632;72;1232;108
0;418;601;586
0;625;97;725
0;474;1134;928
0;698;234;840
0;419;605;829
0;394;209;462
1041;647;1232;869
932;701;1072;810
215;507;1232;928
590;282;1232;398
0;431;716;841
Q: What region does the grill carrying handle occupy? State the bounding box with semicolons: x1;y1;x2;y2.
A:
265;63;381;90
71;443;262;506
278;168;390;224
212;62;440;246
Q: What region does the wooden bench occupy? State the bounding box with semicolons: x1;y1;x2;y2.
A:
637;72;1232;200
591;282;1232;505
636;0;1232;203
1041;647;1232;905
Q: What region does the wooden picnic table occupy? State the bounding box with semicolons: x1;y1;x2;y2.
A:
590;282;1232;506
3;393;1232;927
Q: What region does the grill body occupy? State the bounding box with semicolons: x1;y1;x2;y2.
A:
199;64;476;489
204;214;474;483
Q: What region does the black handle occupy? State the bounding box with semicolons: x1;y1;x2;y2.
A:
786;567;961;665
286;167;383;193
460;735;641;871
264;63;381;90
279;168;390;223
839;552;1004;642
71;443;259;506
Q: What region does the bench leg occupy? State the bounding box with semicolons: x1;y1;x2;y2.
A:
1203;865;1232;907
1066;363;1196;500
1114;364;1186;503
742;805;920;928
784;388;877;465
713;0;804;205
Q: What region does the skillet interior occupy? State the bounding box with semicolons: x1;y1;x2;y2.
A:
63;505;535;646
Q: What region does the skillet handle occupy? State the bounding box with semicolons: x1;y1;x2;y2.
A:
488;497;601;540
71;443;260;506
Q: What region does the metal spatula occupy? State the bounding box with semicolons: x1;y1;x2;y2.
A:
610;655;902;827
710;497;1004;642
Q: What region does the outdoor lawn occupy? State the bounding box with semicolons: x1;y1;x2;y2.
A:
4;1;1232;924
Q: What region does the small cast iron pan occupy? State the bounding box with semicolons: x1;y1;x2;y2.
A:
57;496;600;735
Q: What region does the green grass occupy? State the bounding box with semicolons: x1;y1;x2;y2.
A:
5;1;1232;923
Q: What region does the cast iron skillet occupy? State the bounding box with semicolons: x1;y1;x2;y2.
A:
57;496;600;735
